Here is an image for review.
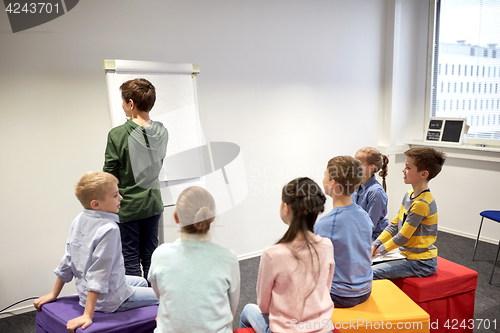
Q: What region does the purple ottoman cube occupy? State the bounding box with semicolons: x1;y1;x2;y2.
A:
35;295;158;333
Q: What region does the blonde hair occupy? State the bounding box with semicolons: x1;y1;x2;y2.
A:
176;186;216;234
357;147;389;192
75;171;119;209
326;156;363;196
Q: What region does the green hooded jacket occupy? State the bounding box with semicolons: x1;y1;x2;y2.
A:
103;119;168;221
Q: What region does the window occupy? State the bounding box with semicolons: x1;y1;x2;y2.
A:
430;0;500;141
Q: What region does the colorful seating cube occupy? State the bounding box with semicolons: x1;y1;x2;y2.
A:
234;327;341;333
331;279;430;333
392;257;478;333
35;295;158;333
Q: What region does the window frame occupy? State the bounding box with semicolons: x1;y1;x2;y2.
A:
423;0;500;148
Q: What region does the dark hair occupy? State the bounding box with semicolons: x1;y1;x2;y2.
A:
277;177;326;316
326;156;363;195
404;147;446;181
278;177;326;245
357;147;389;192
120;78;156;112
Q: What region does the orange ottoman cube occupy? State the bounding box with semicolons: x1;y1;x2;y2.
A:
234;324;342;332
391;257;478;333
331;279;430;333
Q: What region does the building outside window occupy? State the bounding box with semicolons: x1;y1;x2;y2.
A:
431;0;500;141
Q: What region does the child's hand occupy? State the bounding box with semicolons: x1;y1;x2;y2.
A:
66;314;93;333
371;246;379;258
33;293;57;311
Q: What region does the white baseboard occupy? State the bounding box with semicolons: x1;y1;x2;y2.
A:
238;250;263;261
438;226;498;245
3;231;493;318
0;304;35;318
0;252;263;318
237;228;499;261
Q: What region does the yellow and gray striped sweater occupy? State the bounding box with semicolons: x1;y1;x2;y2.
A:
373;189;438;260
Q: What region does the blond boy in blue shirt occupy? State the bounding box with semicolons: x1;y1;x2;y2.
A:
34;171;158;332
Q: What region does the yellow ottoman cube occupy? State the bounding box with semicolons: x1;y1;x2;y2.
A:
331;279;430;333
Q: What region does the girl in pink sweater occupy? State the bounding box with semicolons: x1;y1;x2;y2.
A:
239;177;335;333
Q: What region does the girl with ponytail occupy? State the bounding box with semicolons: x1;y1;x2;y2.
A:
148;186;240;333
352;147;390;240
240;178;335;333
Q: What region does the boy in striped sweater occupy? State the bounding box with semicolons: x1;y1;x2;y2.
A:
371;147;446;279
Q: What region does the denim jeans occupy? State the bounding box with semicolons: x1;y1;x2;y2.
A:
239;304;333;333
119;214;161;280
240;304;272;333
115;276;159;312
372;257;438;280
330;290;371;308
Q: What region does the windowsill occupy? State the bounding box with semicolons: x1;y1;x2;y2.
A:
407;141;500;163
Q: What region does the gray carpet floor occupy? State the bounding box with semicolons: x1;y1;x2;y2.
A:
1;231;499;333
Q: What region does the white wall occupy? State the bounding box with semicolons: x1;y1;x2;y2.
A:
1;0;498;315
0;0;387;313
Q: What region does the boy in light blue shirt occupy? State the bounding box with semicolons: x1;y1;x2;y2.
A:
34;171;158;333
314;156;373;308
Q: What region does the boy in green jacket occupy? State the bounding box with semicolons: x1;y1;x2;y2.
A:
103;78;168;280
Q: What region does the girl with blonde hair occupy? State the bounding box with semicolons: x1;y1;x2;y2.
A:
148;186;240;333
